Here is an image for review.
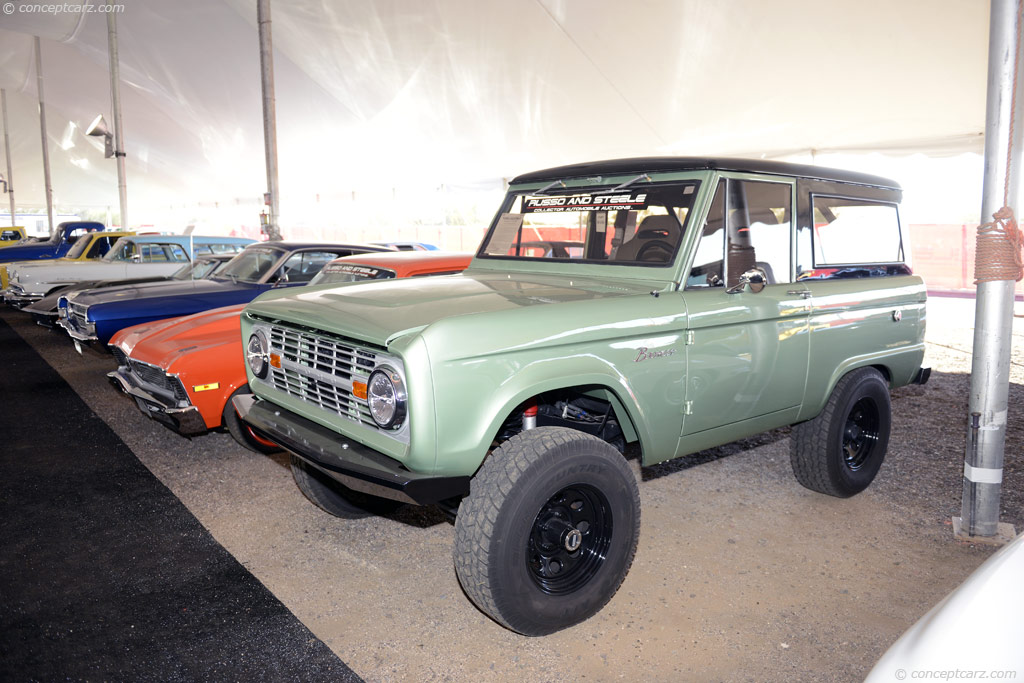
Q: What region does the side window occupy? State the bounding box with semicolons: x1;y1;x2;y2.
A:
279;251;342;283
168;244;189;262
798;196;903;280
688;179;792;288
141;244;169;262
193;244;213;255
2;230;18;240
67;228;88;244
85;237;111;259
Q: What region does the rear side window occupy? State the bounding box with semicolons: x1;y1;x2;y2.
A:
797;195;908;280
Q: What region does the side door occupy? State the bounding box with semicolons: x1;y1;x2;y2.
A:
679;175;810;441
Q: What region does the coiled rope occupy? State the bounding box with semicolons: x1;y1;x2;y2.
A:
975;0;1024;284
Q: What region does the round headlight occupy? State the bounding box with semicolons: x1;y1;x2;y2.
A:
246;331;270;379
367;367;407;429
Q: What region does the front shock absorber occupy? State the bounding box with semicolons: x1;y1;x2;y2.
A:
522;400;538;430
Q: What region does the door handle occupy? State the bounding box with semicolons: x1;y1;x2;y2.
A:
787;289;812;299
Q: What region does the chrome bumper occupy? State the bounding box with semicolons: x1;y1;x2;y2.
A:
233;393;470;505
57;316;99;342
108;369;207;435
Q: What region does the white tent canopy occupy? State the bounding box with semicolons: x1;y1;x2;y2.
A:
0;0;991;236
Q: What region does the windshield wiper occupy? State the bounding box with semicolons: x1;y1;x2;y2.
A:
533;179;566;195
611;173;651;191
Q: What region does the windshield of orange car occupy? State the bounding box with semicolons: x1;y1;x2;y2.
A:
477;181;699;266
309;262;396;285
214;247;285;283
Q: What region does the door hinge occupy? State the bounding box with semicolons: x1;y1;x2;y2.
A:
684;330;695;345
683;400;693;415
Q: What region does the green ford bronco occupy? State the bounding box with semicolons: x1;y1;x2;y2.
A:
235;157;929;635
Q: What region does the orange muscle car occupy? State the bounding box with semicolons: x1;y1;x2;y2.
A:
107;250;472;452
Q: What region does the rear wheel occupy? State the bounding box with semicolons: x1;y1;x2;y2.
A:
290;455;403;519
790;367;891;497
454;427;640;636
222;386;281;454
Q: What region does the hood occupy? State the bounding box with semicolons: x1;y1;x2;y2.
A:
115;304;246;369
244;272;657;346
71;277;237;306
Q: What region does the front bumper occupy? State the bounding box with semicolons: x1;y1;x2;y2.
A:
57;315;99;342
233;393;470;506
108;369;208;435
2;288;44;309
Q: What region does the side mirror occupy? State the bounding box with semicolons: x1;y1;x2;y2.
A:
726;267;768;294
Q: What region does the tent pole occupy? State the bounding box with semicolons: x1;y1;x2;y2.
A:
257;0;282;241
1;88;15;228
106;12;129;230
34;37;55;236
956;0;1023;542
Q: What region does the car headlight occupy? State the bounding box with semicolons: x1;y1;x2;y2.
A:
367;366;406;429
246;330;270;379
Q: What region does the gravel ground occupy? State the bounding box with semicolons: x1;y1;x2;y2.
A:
3;295;1021;682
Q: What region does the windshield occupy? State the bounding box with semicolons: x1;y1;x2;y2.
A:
171;257;226;280
64;234;94;259
310;262;396;285
215;247;284;283
478;181;699;266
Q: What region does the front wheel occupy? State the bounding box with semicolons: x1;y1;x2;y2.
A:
453;427;640;636
790;367;892;497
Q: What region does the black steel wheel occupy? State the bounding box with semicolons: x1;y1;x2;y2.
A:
454;427;640;636
528;484;612;595
790;367;891;497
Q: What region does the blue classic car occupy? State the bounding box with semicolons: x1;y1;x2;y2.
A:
0;221;105;263
58;242;392;347
23;254;235;327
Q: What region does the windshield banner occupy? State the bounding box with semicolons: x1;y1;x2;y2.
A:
523;192;649;213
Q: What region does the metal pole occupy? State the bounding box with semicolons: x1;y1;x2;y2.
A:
106;12;128;230
34;37;55;236
1;89;15;227
957;0;1024;540
257;0;282;241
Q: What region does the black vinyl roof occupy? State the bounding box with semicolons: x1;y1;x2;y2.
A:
511;157;900;190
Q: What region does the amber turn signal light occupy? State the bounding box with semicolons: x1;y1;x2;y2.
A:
352;380;368;400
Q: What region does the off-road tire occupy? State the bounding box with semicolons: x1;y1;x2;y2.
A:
790;367;891;497
223;386;281;454
290;455;403;519
453;426;641;636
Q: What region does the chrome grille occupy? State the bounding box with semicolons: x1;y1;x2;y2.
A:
127;357;189;405
266;324;379;428
68;302;89;329
111;346;128;367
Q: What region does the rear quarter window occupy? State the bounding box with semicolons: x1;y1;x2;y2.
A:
797;194;909;280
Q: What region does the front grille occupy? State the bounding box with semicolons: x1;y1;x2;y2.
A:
68;302;89;330
127;357;189;405
265;324;381;428
111;346;128;367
